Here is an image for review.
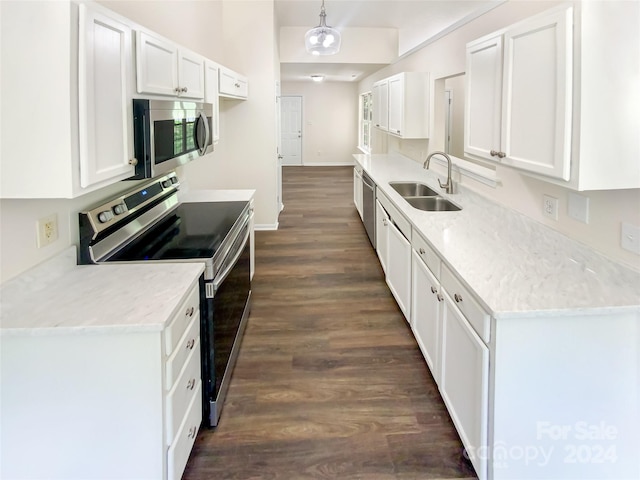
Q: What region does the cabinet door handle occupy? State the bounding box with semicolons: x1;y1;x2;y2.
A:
174;87;182;94
187;378;196;390
430;286;437;294
188;425;197;439
128;158;138;166
419;248;425;255
454;293;463;303
186;338;195;350
436;293;444;302
186;306;195;318
490;150;505;158
383;219;388;226
182;87;188;93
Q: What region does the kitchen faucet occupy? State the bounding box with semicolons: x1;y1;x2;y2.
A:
423;151;454;194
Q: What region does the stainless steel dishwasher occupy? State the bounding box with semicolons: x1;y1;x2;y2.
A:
361;171;376;248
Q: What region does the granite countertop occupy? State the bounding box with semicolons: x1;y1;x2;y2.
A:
354;153;640;318
0;247;204;335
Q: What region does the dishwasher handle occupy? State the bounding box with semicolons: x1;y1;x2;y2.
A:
362;173;376;190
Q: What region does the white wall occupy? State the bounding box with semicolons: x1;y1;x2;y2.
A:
359;0;640;270
281;81;358;166
184;0;280;229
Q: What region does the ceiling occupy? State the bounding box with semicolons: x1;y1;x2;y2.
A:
275;0;501;82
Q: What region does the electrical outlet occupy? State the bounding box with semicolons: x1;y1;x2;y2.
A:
36;214;58;248
621;222;640;255
542;195;558;221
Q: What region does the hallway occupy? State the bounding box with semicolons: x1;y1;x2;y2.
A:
183;166;476;479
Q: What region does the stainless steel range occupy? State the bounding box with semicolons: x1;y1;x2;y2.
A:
79;172;251;427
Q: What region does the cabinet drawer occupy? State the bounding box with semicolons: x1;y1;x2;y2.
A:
166;339;201;443
167;382;202;480
412;232;441;277
165;286;199;356
377;190;411;240
166;315;199;389
441;265;491;343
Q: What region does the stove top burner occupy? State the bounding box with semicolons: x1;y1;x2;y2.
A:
107;201;247;262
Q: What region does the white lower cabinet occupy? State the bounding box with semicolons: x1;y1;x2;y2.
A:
386;218;412;321
409;230;489;479
375;199;389;274
0;282;202;480
376;191;412;321
441;292;489;480
411;249;442;384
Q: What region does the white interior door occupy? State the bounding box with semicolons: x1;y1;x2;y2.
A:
280;96;302;165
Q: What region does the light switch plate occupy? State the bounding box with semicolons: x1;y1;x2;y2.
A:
621;222;640;255
568;193;589;224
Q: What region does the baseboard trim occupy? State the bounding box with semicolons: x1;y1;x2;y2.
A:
284;162;354;167
255;223;279;231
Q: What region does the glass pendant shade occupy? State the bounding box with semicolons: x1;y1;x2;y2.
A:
305;1;341;56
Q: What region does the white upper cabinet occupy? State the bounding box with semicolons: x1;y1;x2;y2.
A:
389;73;430;138
204;60;221;143
136;31;205;99
465;2;640;190
177;49;206;99
372;80;389;131
0;1;136;198
464;35;503;162
374;73;429;138
501;7;572;180
219;66;248;99
78;4;136;188
465;6;572;181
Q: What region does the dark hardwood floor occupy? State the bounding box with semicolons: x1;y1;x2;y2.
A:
183;166;477;480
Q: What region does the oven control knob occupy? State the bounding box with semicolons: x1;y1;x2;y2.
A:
170;177;179;184
112;204;126;215
162;180;171;188
97;211;114;223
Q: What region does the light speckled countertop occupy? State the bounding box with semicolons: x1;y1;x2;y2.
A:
0;247;204;335
354;153;640;318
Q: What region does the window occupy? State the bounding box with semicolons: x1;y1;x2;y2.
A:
359;91;372;153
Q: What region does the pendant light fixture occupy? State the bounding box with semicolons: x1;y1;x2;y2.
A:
305;0;341;56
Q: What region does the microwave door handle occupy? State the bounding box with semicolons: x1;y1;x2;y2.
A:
196;111;210;156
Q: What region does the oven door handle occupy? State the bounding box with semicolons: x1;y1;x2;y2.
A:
212;227;250;292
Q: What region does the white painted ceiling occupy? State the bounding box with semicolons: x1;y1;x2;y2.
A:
275;0;500;82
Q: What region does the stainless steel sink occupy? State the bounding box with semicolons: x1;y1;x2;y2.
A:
405;196;461;212
388;181;461;212
389;182;439;198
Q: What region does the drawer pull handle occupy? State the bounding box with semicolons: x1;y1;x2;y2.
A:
430;286;437;294
454;293;463;303
186;338;195;350
187;378;196;390
188;425;197;439
419;248;425;255
186;306;195;318
436;293;443;302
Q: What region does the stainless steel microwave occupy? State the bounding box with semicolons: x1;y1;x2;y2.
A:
130;99;214;179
